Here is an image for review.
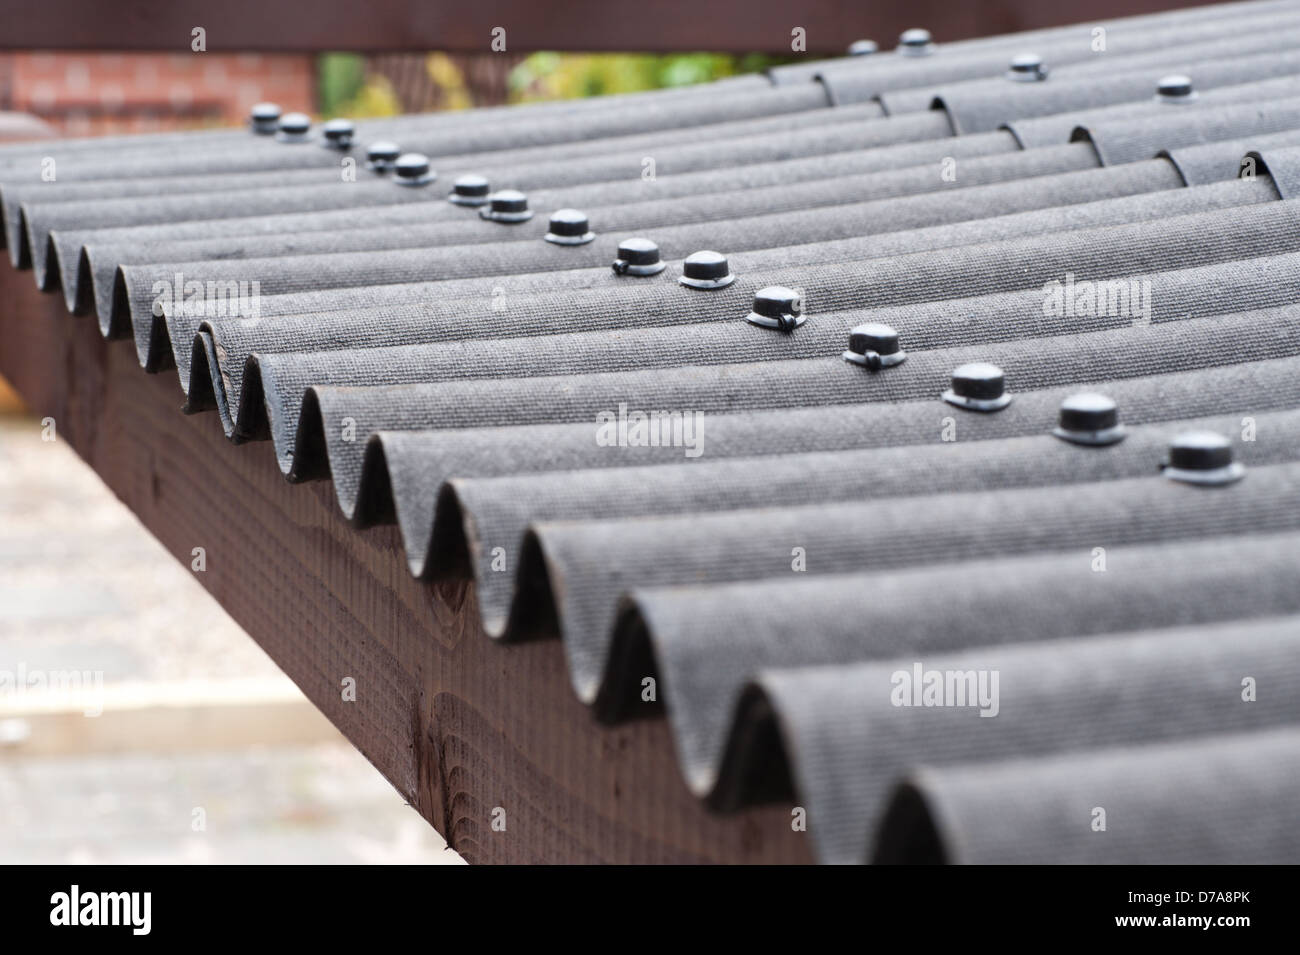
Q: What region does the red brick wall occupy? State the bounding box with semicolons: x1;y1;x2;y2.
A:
0;52;314;135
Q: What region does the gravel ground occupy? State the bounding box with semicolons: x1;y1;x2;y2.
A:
0;411;462;864
0;744;463;864
0;414;285;683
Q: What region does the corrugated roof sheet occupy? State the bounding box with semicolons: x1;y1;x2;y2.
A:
4;0;1299;864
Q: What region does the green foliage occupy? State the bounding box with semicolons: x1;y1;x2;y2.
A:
317;53;367;116
318;53;402;118
508;52;794;103
315;51;794;116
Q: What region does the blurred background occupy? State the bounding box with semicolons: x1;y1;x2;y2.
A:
0;51;790;139
0;389;463;863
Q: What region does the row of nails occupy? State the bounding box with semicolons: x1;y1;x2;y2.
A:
738;288;1246;487
242;53;1225;482
246;61;1199;147
244;62;1201;212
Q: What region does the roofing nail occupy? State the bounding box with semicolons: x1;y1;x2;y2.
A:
275;112;312;143
393;152;435;186
611;237;665;276
1156;74;1197;104
1161;431;1245;486
847;39;879;56
942;362;1012;412
1006;52;1048;82
678;250;735;290
745;286;805;332
365;141;401;173
897;28;935;57
249;102;281;134
843;323;905;370
448;174;491;206
479;189;534;222
321;118;355;149
1052;393;1126;446
544;208;596;245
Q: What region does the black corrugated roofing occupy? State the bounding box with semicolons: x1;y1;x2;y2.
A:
4;0;1299;864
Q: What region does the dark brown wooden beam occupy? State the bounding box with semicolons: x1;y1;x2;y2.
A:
0;266;813;864
0;0;1203;54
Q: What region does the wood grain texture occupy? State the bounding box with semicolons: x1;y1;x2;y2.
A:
0;0;1200;53
0;265;814;864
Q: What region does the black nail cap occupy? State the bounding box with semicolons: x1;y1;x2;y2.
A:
479;189;533;222
544;208;596;245
393;152;435;186
276;112;311;142
942;362;1012;411
449;174;491;206
1053;393;1125;446
848;39;879;56
843;323;905;370
679;250;735;289
898;28;935;56
321;118;355;149
745;286;805;331
249;102;281;134
1162;431;1245;486
612;238;666;276
365;141;401;172
1006;53;1047;82
1157;74;1196;103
